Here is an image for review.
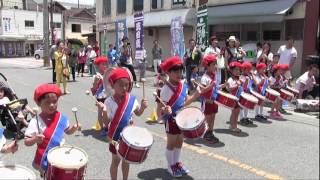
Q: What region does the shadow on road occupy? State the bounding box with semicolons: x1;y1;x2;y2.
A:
237;122;258;128
252;119;273;124
214;129;249;137
81;129;108;142
184;138;225;148
137;168;194;180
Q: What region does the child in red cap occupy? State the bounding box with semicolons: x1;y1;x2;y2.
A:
252;63;269;121
200;54;220;143
24;84;81;176
159;56;201;177
269;64;286;119
96;68;148;180
226;61;242;133
91;56;110;136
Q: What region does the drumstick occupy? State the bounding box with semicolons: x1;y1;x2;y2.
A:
153;92;166;107
71;107;79;126
33;107;41;134
191;79;205;89
141;78;146;99
85;90;98;103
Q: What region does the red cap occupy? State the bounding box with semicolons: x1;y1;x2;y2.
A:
229;61;242;68
108;68;132;86
94;56;108;65
160;56;182;73
256;63;267;70
34;84;62;103
280;64;289;70
272;64;281;70
241;62;253;69
203;54;217;67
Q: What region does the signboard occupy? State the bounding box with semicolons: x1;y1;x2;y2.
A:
115;19;128;51
196;5;208;51
134;12;144;60
170;16;185;62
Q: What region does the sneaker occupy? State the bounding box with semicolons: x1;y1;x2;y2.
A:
64;91;71;95
203;131;219;144
255;115;263;121
270;112;278;119
276;111;283;118
135;83;140;88
176;162;190;174
240;118;250;125
247;118;253;124
279;108;287;114
261;115;268;120
168;165;182;178
100;128;108;136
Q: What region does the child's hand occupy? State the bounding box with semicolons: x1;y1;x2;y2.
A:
7;141;18;154
162;106;172;115
71;123;82;132
141;99;148;110
34;134;45;144
96;102;105;110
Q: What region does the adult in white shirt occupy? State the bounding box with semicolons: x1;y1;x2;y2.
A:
295;64;318;99
204;36;224;83
277;37;297;79
87;45;97;76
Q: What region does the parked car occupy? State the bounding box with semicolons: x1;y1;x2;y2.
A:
34;48;43;59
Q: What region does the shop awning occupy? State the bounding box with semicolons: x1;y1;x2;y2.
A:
207;0;298;24
0;34;27;41
126;8;196;28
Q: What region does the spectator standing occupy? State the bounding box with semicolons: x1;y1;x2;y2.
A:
225;36;245;64
277;37;297;80
66;42;77;82
49;45;57;83
54;41;70;94
107;44;117;66
87;45;97;76
152;40;162;74
119;37;139;88
77;46;87;77
258;42;273;65
184;39;202;90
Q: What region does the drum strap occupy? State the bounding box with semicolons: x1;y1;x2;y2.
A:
163;81;188;121
33;112;68;172
108;93;136;141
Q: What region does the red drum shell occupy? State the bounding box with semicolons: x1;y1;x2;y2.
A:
238;93;258;110
215;91;238;109
286;86;299;97
265;89;280;102
250;90;266;106
279;89;294;102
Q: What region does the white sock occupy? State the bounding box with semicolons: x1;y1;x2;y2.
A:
259;106;263;115
165;149;174;166
240;109;245;119
173;148;181;164
244;109;249;118
255;106;260;116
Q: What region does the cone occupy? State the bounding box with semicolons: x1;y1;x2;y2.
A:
91;120;101;131
147;108;158;123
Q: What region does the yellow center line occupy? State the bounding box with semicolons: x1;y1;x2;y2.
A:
151;132;285;180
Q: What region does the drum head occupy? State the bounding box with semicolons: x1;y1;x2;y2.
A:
176;107;204;130
47;146;88;169
0;164;36;180
241;93;258;103
217;91;238;100
121;126;153;148
266;89;280;96
250;90;265;100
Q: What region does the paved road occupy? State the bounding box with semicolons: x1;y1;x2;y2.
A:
0;58;319;179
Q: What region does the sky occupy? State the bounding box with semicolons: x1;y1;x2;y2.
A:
56;0;95;5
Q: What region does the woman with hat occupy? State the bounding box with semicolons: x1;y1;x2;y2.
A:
225;36;245;64
119;37;140;88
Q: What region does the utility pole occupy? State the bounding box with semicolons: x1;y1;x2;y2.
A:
78;0;79;8
50;0;54;45
43;0;50;67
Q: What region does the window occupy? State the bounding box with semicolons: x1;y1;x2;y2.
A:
263;30;281;41
172;0;185;5
25;20;34;28
117;0;126;14
285;19;304;40
72;24;81;33
133;0;143;11
103;0;111;16
92;25;96;32
53;22;61;29
246;31;258;41
151;0;163;9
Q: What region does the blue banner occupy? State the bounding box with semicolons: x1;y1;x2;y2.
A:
134;12;144;60
170;17;185;63
115;19;128;51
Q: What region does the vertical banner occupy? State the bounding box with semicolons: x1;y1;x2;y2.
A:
102;24;108;56
170;17;185;63
196;5;208;51
134;12;144;60
115;19;128;51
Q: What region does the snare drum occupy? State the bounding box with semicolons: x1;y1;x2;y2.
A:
286;86;299;97
238;93;258;110
279;89;294;102
215;91;239;109
46;146;88;180
0;164;36;180
265;89;280;102
175;107;206;139
250;90;266;106
117;126;153;164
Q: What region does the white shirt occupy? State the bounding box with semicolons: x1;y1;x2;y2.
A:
204;46;221;56
25;115;70;137
295;71;315;91
201;73;213;86
160;80;186;103
277;45;297;64
88;50;97;60
103;96;140;123
0;97;10;105
227;77;238;89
